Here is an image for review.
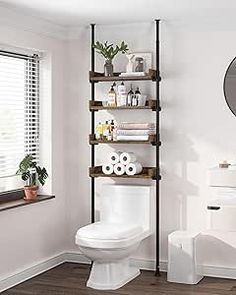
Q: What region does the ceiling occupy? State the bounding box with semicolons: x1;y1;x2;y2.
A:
1;0;236;28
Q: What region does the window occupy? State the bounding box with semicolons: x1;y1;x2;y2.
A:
0;50;40;193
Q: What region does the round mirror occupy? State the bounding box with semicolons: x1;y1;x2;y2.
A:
224;57;236;116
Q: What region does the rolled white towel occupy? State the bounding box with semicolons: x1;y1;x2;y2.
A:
120;152;137;165
102;163;114;175
113;163;125;175
125;162;143;175
108;151;122;164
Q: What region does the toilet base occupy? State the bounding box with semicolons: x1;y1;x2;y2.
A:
87;258;140;290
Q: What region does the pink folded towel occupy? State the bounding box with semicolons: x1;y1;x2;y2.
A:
117;123;155;130
117;129;155;136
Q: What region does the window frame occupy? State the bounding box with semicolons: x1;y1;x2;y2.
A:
0;49;40;195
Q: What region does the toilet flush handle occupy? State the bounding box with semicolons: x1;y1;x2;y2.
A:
207;206;221;210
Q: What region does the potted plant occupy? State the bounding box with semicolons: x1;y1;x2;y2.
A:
16;154;48;200
93;41;129;76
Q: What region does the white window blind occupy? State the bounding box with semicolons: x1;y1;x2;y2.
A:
0;51;40;180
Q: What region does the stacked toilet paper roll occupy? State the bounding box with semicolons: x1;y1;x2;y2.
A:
114;163;126;175
125;162;143;175
102;163;114;175
108;151;122;164
120;152;137;165
102;151;143;176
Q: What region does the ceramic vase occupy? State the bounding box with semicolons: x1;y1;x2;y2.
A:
104;59;113;76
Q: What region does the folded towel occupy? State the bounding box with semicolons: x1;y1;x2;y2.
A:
117;135;149;141
117;123;155;130
117;129;155;136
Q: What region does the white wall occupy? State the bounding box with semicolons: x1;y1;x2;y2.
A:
0;24;67;279
65;22;236;268
64;27;91;251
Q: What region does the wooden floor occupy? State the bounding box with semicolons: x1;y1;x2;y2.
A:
3;263;236;295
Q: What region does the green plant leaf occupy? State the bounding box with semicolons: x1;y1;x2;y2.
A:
93;40;129;60
21;171;30;181
17;154;33;174
107;47;113;60
36;166;48;186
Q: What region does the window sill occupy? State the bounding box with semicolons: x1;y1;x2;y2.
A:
0;190;55;212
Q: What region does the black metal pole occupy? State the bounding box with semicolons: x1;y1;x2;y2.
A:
155;19;160;276
91;24;95;223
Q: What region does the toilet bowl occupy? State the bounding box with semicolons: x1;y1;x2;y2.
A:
75;184;152;290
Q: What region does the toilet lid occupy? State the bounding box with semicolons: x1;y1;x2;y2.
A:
77;222;142;240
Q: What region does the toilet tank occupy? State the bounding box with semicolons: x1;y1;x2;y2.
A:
100;184;152;233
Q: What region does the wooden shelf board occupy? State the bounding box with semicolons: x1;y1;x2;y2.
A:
89;134;158;145
89;166;157;180
0;194;55;212
89;100;158;111
89;69;159;82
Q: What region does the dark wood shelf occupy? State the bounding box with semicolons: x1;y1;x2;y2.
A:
0;194;55;212
89;69;159;82
89;99;159;111
89;166;157;180
89;134;159;145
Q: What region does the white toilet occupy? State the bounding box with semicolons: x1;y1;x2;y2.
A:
75;184;153;290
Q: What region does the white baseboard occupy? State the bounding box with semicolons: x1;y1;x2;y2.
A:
65;252;236;280
201;265;236;279
0;253;65;293
64;251;167;270
64;251;168;272
65;251;90;264
131;257;168;272
1;252;236;293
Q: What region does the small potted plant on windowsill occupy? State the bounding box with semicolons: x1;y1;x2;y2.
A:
16;154;48;201
93;41;129;76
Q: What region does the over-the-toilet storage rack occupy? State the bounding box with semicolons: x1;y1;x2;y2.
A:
88;20;161;275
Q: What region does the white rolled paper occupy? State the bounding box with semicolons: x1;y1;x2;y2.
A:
120;152;137;165
102;163;114;175
114;163;126;175
125;162;143;175
108;151;122;164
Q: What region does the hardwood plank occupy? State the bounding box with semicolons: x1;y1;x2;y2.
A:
3;263;236;295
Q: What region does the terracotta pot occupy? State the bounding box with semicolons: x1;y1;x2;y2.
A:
24;185;39;200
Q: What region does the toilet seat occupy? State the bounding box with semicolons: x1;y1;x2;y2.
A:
76;222;143;249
